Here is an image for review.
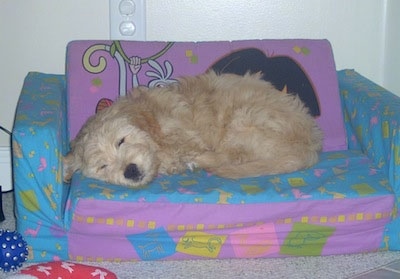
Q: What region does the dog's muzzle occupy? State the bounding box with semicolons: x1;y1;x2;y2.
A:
124;163;143;182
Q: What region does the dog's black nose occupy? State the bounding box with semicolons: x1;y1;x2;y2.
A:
124;164;142;181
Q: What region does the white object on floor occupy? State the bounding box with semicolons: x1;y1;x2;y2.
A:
0;146;12;192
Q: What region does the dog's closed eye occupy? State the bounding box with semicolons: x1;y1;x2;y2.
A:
98;164;108;172
117;137;125;147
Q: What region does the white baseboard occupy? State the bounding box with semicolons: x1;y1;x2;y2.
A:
0;146;12;192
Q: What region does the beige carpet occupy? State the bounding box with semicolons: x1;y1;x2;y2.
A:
1;191;400;279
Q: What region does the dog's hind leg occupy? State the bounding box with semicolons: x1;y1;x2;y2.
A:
194;150;244;172
205;160;274;179
206;152;318;179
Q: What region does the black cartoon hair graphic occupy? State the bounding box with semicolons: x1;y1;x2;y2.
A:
210;48;320;117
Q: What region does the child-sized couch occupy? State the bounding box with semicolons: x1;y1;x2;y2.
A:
12;39;400;262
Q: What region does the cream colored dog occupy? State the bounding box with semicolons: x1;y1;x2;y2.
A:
63;72;323;187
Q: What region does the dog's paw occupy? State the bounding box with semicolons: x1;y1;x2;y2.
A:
159;163;185;175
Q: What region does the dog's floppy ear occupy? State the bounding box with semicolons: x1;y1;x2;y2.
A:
63;151;81;183
134;110;164;145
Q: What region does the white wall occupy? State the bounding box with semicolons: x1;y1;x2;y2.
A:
383;0;400;94
147;0;388;82
0;0;398;147
0;0;109;146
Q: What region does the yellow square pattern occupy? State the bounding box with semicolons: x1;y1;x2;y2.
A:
185;50;193;57
148;221;156;229
284;218;292;224
320;216;328;223
106;218;114;225
196;224;205;230
177;225;185;231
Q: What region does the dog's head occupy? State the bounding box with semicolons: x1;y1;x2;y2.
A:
63;99;160;187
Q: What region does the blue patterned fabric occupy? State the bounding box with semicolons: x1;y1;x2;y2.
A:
12;72;69;261
67;150;390;205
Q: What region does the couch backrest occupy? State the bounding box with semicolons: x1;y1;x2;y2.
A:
66;39;346;151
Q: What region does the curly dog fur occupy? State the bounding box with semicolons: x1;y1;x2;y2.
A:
63;72;323;188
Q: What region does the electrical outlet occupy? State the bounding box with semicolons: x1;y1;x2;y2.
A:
109;0;146;40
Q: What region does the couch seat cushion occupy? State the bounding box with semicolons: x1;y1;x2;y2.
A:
66;150;394;261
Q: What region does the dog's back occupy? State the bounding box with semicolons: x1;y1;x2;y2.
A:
172;72;323;178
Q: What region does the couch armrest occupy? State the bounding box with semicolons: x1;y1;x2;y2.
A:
338;69;400;192
339;69;400;250
12;72;68;225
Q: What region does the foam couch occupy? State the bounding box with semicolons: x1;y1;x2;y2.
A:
12;39;400;262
